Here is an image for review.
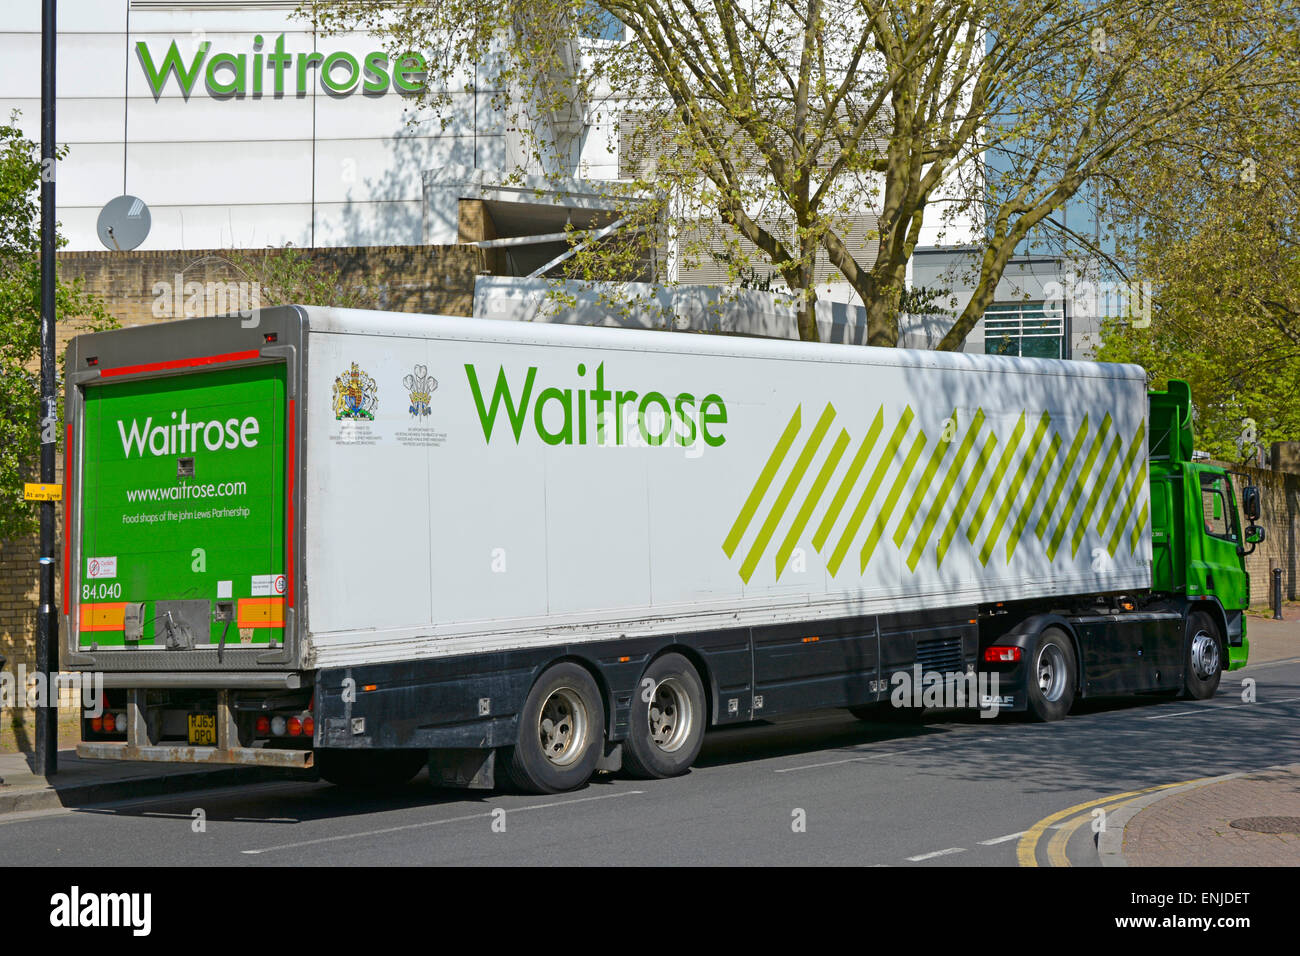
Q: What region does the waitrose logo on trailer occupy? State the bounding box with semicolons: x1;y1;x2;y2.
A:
135;33;428;98
117;410;261;458
465;362;729;449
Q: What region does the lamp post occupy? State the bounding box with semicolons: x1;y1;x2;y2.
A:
34;0;59;777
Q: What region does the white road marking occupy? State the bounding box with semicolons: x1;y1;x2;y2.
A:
978;831;1025;845
774;747;935;773
1146;696;1300;719
1239;657;1300;670
241;789;644;855
906;847;966;862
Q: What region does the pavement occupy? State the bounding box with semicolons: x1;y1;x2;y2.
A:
1096;611;1300;867
1101;764;1300;866
0;608;1295;866
0;747;306;817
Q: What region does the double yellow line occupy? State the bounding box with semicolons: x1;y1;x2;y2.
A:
1018;777;1212;866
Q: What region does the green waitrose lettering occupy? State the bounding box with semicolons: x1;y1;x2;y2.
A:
465;363;727;448
136;34;427;98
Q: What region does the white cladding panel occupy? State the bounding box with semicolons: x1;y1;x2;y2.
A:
0;2;605;250
301;309;1152;667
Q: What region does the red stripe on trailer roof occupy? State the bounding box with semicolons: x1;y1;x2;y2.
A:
99;349;261;378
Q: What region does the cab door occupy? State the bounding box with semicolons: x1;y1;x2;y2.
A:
1189;468;1250;614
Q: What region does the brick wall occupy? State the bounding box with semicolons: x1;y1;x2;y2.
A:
1216;460;1300;607
56;243;486;326
1;244;484;751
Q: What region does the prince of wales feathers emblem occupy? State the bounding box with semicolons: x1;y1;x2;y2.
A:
402;364;437;418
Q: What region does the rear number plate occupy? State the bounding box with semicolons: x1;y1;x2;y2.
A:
188;714;216;746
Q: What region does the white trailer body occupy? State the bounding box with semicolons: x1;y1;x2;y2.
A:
67;305;1178;787
302;307;1151;667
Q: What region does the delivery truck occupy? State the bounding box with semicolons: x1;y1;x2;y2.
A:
62;306;1262;793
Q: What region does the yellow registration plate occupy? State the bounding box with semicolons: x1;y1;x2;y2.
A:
188;714;217;746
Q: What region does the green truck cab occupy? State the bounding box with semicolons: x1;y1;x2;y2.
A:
1149;380;1263;674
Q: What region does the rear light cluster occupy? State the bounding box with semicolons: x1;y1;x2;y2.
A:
89;713;127;733
983;646;1022;663
255;714;314;738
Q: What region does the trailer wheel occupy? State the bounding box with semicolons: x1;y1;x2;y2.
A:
1181;611;1223;700
503;662;605;794
624;653;706;779
315;749;427;789
1025;628;1077;722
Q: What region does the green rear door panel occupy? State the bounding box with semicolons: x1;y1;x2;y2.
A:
78;364;286;648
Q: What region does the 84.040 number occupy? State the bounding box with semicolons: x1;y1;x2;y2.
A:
82;582;122;600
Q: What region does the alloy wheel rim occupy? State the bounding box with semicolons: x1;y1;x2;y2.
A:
648;677;693;753
1037;643;1067;702
538;687;589;766
1191;630;1221;680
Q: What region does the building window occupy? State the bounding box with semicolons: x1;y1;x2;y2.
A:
983;302;1066;359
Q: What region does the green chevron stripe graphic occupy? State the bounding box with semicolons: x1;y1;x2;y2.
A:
1046;413;1112;561
1007;431;1062;562
723;402;1151;582
1035;415;1090;539
738;403;837;583
907;409;987;571
827;408;915;576
776;427;851;579
1130;500;1150;553
936;433;998;567
1107;464;1147;557
1070;433;1123;558
1105;427;1149;557
979;410;1052;565
1099;421;1147;535
861;431;928;572
968;413;1027;546
723;405;802;558
893;409;958;549
812;407;884;552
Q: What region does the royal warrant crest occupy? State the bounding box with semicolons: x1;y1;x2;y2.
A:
332;362;378;420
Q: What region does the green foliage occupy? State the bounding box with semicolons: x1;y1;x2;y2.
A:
0;115;114;540
1098;22;1300;461
302;1;1295;350
899;285;954;317
221;244;377;310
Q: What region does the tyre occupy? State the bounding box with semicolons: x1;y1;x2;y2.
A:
1181;611;1223;700
503;662;605;794
315;748;427;789
1025;628;1077;722
624;653;707;779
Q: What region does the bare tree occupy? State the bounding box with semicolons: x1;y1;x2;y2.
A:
304;0;1295;347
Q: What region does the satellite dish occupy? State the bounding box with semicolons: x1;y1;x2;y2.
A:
97;195;151;251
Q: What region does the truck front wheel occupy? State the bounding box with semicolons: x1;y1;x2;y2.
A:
503;662;605;794
624;653;706;779
1025;628;1077;722
1181;611;1223;700
315;749;427;789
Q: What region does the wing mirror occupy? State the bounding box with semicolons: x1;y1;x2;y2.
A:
1243;485;1261;522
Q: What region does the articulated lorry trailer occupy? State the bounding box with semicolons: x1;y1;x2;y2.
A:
63;306;1262;793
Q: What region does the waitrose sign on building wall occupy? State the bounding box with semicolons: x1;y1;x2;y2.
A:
0;0;618;251
136;34;429;97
